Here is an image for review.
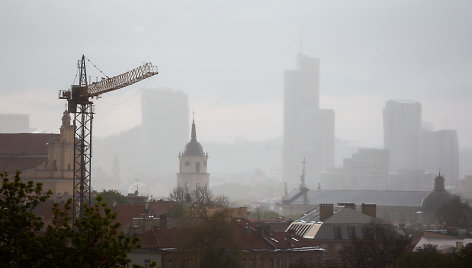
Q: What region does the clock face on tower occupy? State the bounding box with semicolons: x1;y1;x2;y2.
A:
185;160;190;166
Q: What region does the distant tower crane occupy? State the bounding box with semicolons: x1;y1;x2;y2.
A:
59;55;158;222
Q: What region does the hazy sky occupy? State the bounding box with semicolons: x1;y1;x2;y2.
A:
1;0;471;148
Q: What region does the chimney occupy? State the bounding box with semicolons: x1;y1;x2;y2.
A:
337;203;356;210
361;203;376;218
160;214;167;229
319;204;333;221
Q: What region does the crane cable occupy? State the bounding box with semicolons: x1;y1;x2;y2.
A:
72;67;79;85
84;56;110;79
95;78;152;106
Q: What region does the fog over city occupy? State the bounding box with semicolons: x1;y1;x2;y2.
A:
3;2;472;265
1;0;471;147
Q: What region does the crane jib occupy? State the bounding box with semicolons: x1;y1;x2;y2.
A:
87;62;158;98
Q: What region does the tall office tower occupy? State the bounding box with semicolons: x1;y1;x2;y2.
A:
421;129;459;187
383;100;422;172
93;88;189;185
141;88;189;175
283;54;334;189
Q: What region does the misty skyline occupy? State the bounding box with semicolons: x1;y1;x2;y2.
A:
1;0;471;148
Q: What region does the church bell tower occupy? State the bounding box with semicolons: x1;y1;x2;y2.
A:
177;118;209;193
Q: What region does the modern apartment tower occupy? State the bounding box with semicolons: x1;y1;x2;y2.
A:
421;129;459;187
141;88;190;175
283;54;334;189
383;100;422;172
383;99;459;187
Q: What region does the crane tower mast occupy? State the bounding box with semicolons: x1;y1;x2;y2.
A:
59;55;158;222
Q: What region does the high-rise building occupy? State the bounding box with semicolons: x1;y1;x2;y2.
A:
283;54;334;188
421;129;459;187
177;119;209;193
383;100;422;172
383;99;460;187
141;88;189;174
92;88;189;191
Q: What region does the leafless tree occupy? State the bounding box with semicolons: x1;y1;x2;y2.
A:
169;186;187;203
191;186;213;209
213;195;230;208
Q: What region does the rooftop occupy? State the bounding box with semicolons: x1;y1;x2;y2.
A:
284;189;428;207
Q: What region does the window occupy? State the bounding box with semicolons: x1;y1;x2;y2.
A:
335;244;342;256
242;259;246;268
144;260;151;268
321;244;328;256
168;260;172;268
348;226;356;239
196;162;200;172
333;226;342;240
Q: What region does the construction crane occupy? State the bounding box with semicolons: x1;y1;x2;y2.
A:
59;55;158;222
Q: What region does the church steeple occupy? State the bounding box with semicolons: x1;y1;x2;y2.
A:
177;113;209;193
191;120;197;141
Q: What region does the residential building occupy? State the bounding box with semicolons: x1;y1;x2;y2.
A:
286;203;404;264
320;148;389;190
414;230;472;254
281;189;429;225
129;218;324;268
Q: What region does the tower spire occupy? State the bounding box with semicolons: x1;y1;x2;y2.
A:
191;111;197;141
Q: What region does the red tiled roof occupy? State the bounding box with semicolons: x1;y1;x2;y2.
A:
111;203;148;228
0;133;57;155
141;228;179;249
110;201;175;228
139;218;322;252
